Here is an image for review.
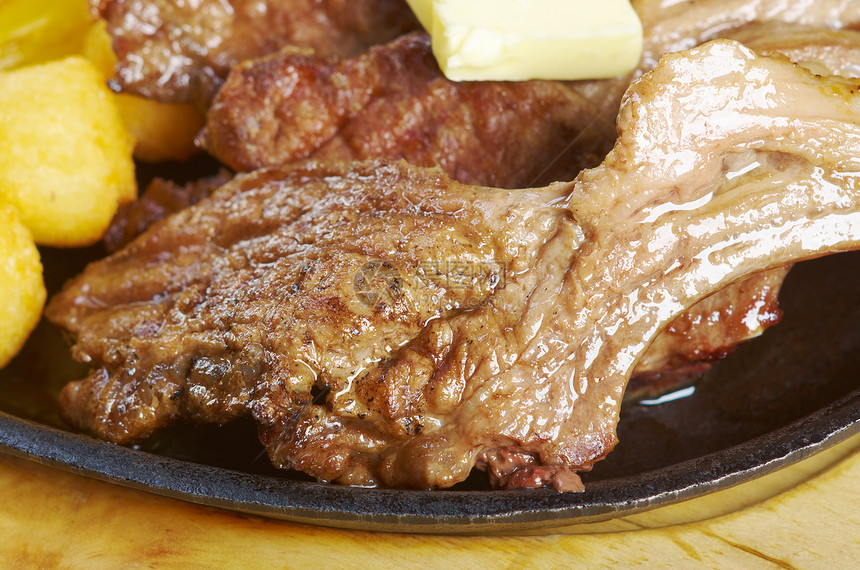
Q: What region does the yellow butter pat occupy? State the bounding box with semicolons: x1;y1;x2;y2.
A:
406;0;643;82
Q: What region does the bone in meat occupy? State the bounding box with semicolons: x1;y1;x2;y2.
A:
47;41;860;490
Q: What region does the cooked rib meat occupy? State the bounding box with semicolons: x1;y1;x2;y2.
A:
100;172;791;384
47;41;860;490
91;0;419;105
202;4;860;184
107;15;860;404
100;170;789;386
202;32;614;188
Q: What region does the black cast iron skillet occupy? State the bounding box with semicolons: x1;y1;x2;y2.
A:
0;243;858;534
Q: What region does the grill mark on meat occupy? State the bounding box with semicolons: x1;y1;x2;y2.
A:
47;42;860;490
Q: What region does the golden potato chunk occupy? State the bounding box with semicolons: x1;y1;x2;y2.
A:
0;0;91;70
114;94;207;163
0;56;136;246
0;203;45;369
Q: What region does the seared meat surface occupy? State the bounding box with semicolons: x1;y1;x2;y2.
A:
102;170;789;385
726;23;860;77
92;0;419;105
636;0;860;70
48;42;860;490
104;169;233;252
198;23;860;386
203;33;613;188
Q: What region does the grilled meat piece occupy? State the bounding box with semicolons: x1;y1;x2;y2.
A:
104;169;233;252
203;33;614;188
100;168;792;384
91;0;419;105
636;0;860;70
47;41;860;490
199;24;860;388
100;169;791;386
725;22;860;77
105;20;860;410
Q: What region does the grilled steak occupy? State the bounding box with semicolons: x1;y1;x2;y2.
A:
202;4;860;183
93;0;860;108
91;0;419;105
47;42;860;490
102;171;789;387
202;32;614;188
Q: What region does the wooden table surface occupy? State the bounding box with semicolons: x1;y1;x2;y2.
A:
1;433;858;568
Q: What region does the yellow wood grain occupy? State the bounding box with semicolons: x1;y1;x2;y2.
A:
0;439;858;568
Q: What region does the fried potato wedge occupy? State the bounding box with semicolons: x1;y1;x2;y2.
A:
0;56;136;246
0;203;45;369
0;0;91;70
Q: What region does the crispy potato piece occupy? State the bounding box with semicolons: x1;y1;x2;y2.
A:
0;203;45;369
0;56;136;246
83;21;205;163
0;0;91;70
114;94;206;163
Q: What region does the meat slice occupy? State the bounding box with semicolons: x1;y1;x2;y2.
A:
91;0;419;105
100;171;789;387
47;41;860;490
199;24;860;387
202;33;612;188
100;168;792;383
634;0;860;70
725;23;860;77
104;169;233;252
203;17;860;186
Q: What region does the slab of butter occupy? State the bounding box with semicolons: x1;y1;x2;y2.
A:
406;0;643;81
